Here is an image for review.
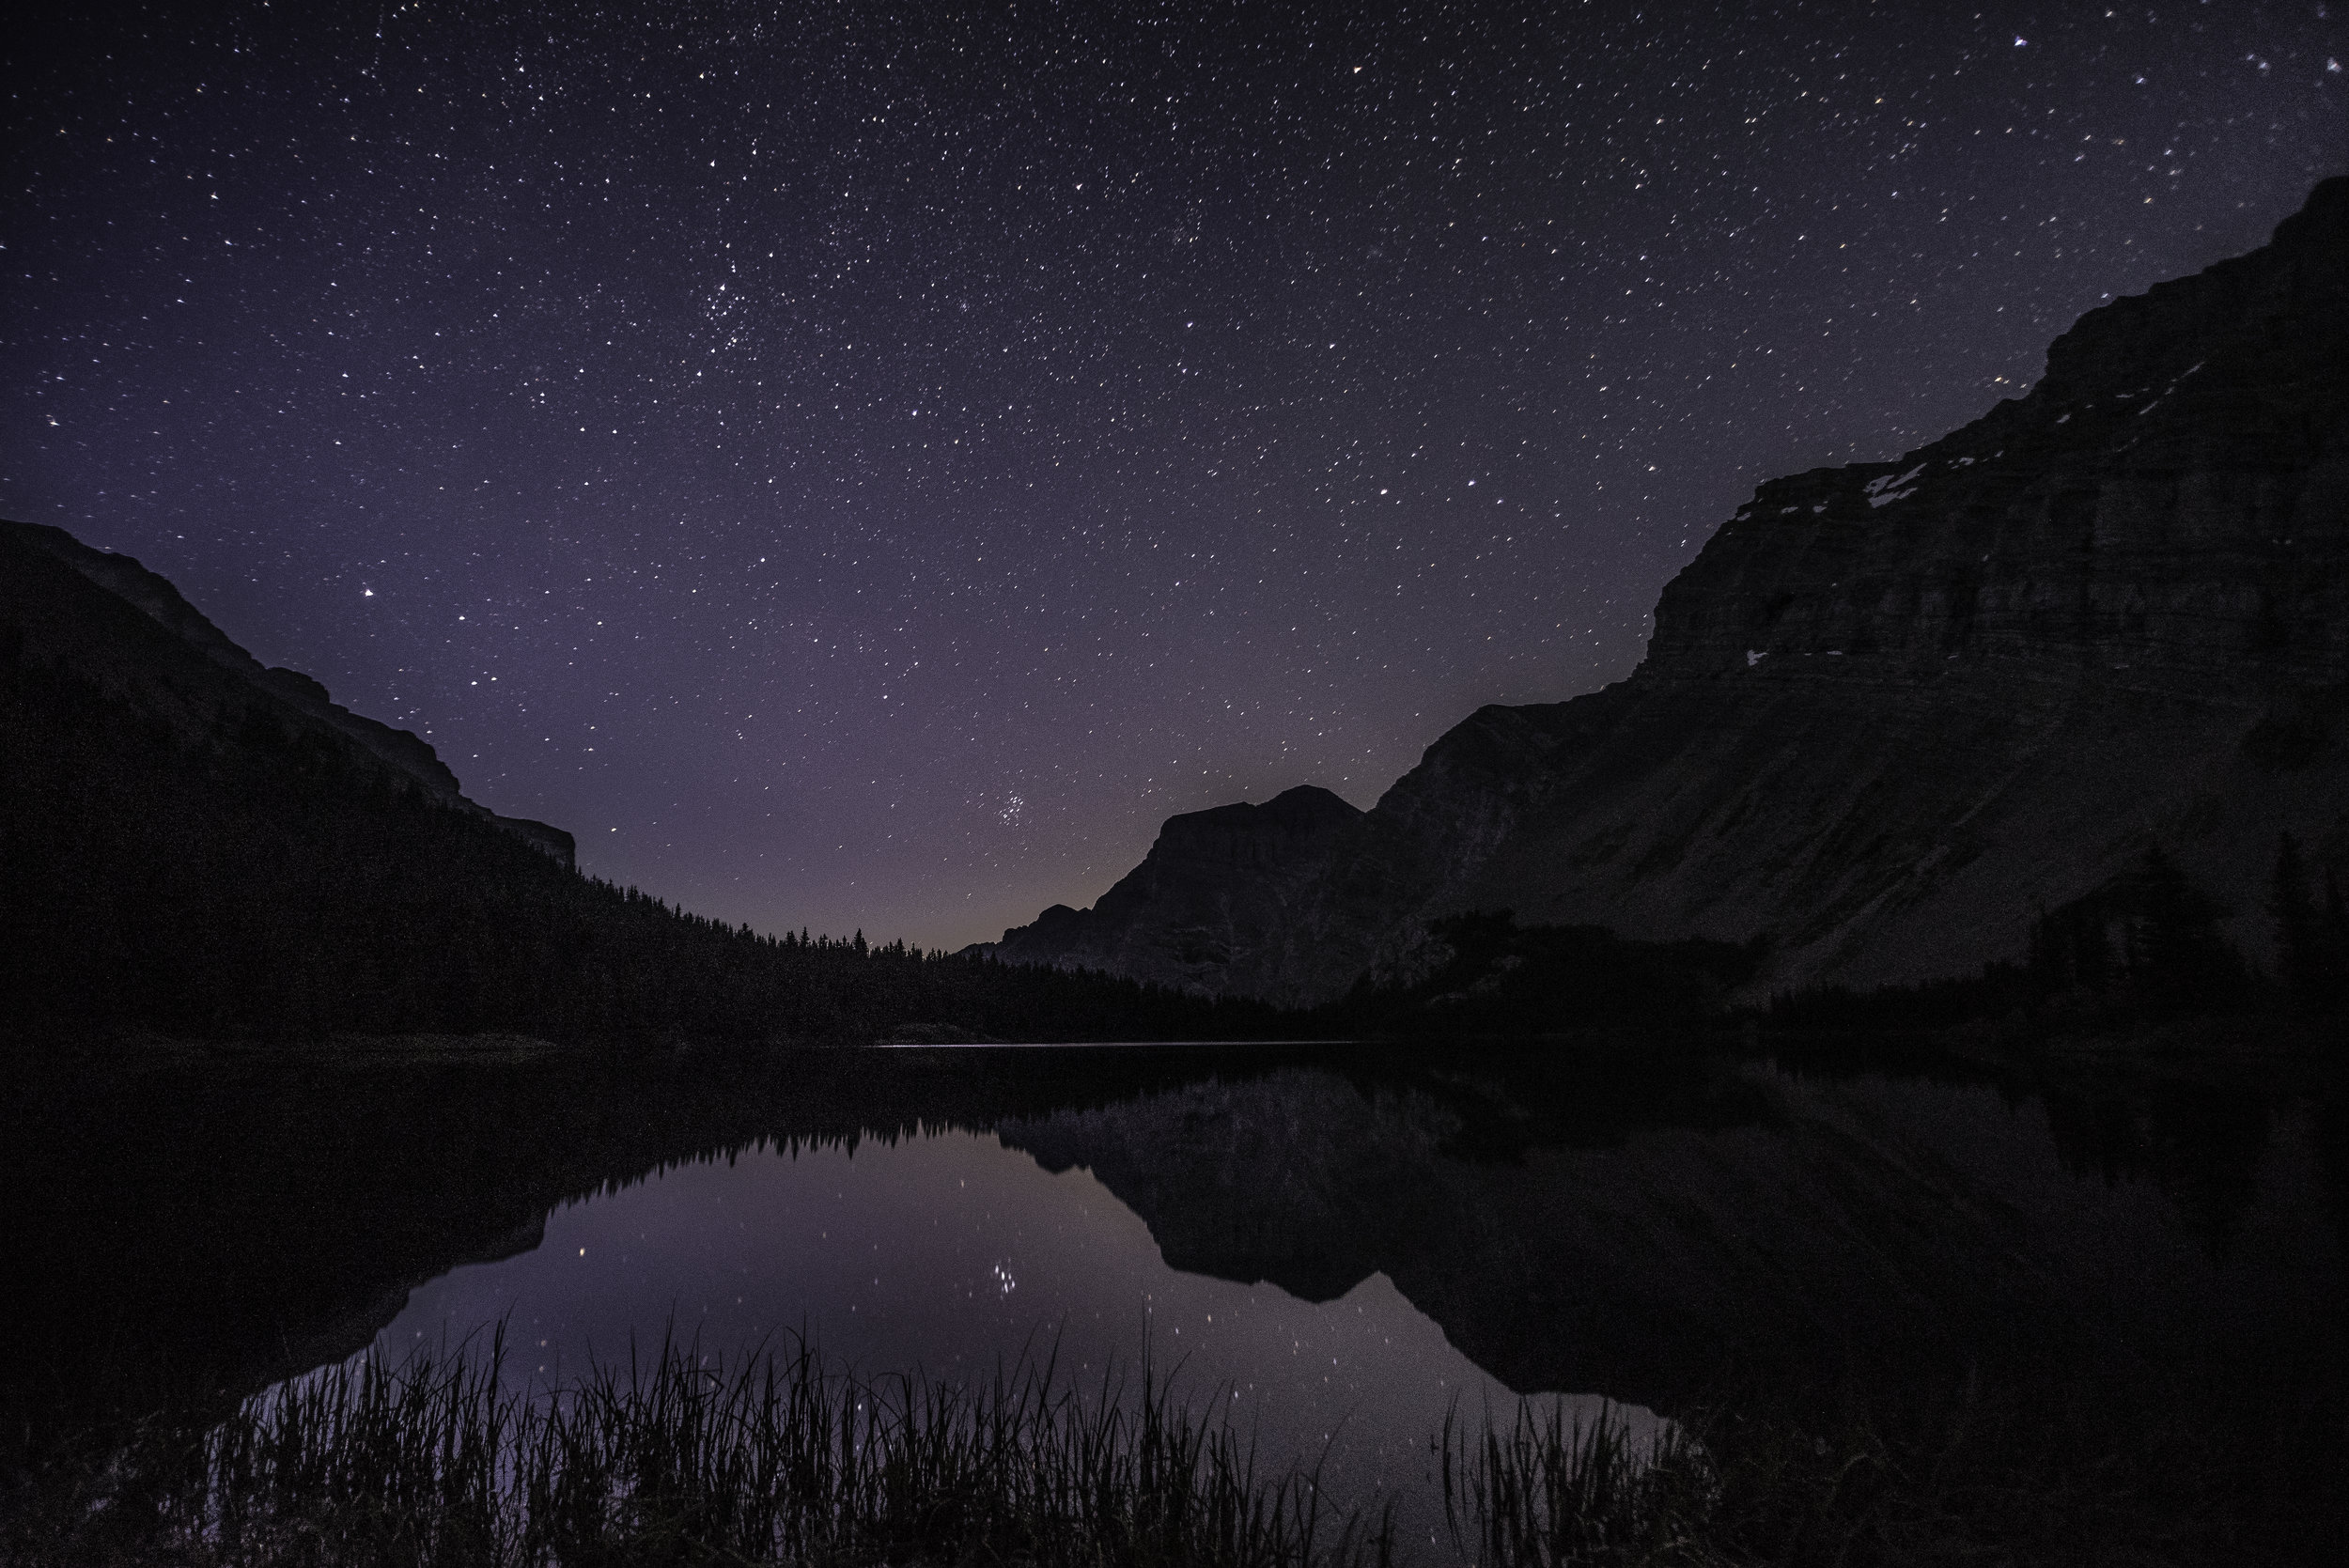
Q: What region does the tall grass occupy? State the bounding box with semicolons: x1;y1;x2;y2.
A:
1439;1400;1719;1568
12;1331;1392;1568
1435;1371;2346;1568
12;1349;2334;1566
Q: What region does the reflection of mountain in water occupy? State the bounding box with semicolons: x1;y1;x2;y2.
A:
2;1042;1329;1442
999;1059;2342;1408
6;1038;2341;1453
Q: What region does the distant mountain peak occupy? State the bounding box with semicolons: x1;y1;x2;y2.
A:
992;177;2349;1002
991;784;1364;987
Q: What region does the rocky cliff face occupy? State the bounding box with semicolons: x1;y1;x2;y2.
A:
992;784;1361;993
3;520;574;864
1000;177;2349;1003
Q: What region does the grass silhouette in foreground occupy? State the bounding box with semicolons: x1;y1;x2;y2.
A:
11;1336;2340;1566
1437;1372;2343;1568
9;1334;1392;1568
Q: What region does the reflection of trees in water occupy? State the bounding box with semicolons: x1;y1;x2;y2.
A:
1003;1049;2342;1422
8;1037;2338;1471
2319;1087;2349;1278
1;1042;1303;1455
1337;1042;1785;1165
2041;1077;2275;1252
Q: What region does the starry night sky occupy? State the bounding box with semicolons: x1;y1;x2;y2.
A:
8;2;2343;948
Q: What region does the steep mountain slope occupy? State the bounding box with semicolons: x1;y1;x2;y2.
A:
0;523;1276;1043
5;520;574;862
999;177;2349;1003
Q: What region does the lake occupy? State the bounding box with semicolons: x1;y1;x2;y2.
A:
6;1035;2343;1556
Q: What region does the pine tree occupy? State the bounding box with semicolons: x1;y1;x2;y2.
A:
2028;903;2061;989
2270;832;2320;1009
2128;840;2248;1017
2318;866;2349;1018
2074;904;2115;992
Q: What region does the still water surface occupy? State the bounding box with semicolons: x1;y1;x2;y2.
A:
338;1042;2341;1544
377;1124;1634;1545
8;1038;2342;1549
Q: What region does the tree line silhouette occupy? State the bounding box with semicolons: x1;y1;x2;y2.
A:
1312;909;1764;1035
1771;836;2349;1033
0;611;1282;1047
7;525;2339;1048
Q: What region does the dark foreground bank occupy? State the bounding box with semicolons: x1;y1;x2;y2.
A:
7;1335;2340;1568
6;1034;2345;1565
4;1337;1391;1568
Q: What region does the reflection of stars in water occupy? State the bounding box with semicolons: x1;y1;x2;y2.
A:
351;1128;1669;1551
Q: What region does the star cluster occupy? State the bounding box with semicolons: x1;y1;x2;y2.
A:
8;1;2342;945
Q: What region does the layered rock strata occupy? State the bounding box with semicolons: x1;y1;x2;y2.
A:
998;177;2349;1001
